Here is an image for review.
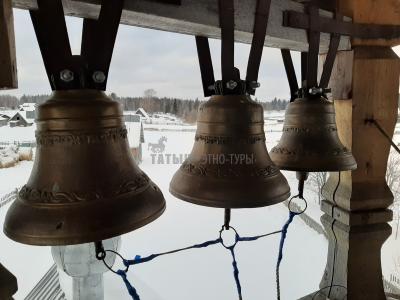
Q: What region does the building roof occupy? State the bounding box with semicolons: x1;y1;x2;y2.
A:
25;265;65;300
11;111;35;124
135;108;150;119
19;103;36;112
0;110;17;119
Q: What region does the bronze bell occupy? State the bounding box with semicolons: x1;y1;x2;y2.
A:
170;94;290;208
270;96;357;172
4;90;166;245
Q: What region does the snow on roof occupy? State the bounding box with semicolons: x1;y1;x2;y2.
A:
11;111;35;123
0;110;18;119
135;108;150;119
19;103;36;111
24;264;65;300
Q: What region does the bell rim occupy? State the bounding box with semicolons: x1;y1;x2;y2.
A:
270;154;358;172
3;198;166;246
273;162;358;172
169;187;290;209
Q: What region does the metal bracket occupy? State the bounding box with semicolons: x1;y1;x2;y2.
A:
195;0;272;97
30;0;123;91
283;10;400;40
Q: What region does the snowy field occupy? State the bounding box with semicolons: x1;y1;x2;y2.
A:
0;112;399;299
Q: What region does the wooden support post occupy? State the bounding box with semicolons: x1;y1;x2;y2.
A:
302;48;400;300
301;2;400;299
0;0;17;89
302;29;400;300
318;45;399;300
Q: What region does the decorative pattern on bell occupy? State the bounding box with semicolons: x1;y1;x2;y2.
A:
4;90;166;245
270;96;357;172
170;94;290;208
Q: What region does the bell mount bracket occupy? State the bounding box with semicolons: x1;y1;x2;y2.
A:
195;0;272;97
280;4;342;101
30;0;124;91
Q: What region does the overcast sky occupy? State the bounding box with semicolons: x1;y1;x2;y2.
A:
1;9;399;101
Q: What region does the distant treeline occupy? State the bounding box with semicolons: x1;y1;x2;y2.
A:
0;92;289;124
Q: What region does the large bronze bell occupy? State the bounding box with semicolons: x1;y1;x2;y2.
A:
4;90;165;245
270;96;357;172
170;94;290;208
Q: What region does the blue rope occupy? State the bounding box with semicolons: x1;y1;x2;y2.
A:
117;270;140;300
276;210;300;300
109;225;286;300
124;238;222;266
228;247;242;300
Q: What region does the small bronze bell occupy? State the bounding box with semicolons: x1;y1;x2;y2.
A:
270;96;357;172
4;90;165;245
170;94;290;208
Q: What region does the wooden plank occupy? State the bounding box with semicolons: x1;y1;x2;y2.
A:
11;0;352;52
0;0;17;89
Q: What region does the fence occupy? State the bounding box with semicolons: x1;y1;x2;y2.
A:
0;189;18;208
0;140;36;148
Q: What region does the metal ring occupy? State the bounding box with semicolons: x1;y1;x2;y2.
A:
219;225;240;249
288;195;308;215
101;250;129;275
96;250;106;260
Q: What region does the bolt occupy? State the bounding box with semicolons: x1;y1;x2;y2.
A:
60;69;74;82
226;80;237;90
92;71;106;84
249;81;260;89
309;87;332;95
309;87;322;95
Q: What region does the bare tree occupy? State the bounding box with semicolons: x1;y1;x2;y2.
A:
307;172;328;204
144;89;157;99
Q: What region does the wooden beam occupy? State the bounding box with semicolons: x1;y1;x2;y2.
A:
11;0;352;52
338;0;400;46
0;0;17;89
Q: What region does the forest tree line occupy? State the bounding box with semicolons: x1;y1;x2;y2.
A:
0;90;289;124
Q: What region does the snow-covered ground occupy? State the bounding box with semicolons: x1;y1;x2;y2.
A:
0;111;398;299
0;125;35;143
146;113;184;126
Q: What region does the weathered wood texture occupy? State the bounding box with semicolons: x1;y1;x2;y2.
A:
339;0;400;46
326;47;400;211
315;0;400;297
319;50;353;100
318;46;400;300
11;0;351;52
0;0;17;89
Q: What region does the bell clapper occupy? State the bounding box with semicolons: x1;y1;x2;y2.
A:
224;209;231;230
295;171;309;199
95;241;106;261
